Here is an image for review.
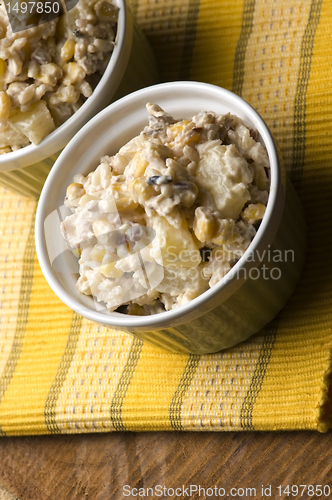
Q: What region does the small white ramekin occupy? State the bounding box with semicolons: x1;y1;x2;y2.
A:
35;82;307;354
0;0;158;198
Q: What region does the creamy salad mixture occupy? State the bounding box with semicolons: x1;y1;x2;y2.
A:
61;104;270;315
0;0;118;152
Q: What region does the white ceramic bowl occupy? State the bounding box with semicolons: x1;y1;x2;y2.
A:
0;0;158;198
35;81;307;354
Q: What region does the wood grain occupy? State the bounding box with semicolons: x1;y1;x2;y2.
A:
0;432;331;499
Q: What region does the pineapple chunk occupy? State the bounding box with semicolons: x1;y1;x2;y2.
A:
0;123;29;148
195;144;252;219
8;101;55;145
90;245;106;263
150;214;201;268
124;152;149;181
155;264;209;296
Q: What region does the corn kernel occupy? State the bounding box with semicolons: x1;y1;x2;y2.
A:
193;207;215;242
0;91;11;120
0;58;6;77
79;194;99;207
63;62;85;84
186;133;200;145
55;84;80;104
241;203;266;224
37;63;62;86
61;39;76;62
66;182;85;201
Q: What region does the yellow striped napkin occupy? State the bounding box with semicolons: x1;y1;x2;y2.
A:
0;0;332;435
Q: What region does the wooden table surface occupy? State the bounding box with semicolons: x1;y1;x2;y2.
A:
0;431;331;499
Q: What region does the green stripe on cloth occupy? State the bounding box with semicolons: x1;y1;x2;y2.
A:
232;0;256;96
240;322;278;430
232;0;274;431
169;354;200;430
238;0;322;431
44;312;82;434
179;0;201;79
110;337;143;431
0;214;35;437
292;0;323;187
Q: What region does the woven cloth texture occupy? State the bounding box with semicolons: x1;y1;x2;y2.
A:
0;0;332;435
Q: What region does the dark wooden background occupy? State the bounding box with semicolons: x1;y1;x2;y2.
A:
0;432;331;499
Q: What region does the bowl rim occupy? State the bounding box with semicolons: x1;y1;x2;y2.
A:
0;0;132;173
35;81;285;329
